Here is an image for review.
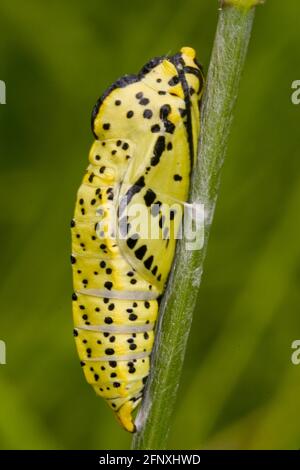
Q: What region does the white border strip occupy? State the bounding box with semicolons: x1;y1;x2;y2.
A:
82;351;151;362
77;288;159;301
76;323;155;333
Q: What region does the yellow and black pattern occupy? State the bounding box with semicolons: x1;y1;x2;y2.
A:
71;47;204;432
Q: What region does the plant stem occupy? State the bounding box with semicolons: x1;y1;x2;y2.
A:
132;0;263;450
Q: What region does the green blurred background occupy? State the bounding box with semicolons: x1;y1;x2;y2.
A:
0;0;300;450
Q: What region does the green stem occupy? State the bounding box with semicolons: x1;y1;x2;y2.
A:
132;0;263;450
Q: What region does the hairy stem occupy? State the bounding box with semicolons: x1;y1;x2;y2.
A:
132;0;264;450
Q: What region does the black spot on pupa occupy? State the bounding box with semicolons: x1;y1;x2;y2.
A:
140;97;149;106
135;245;147;260
164;121;175;134
127;237;138;249
104;317;113;324
168;75;179;86
151;124;160;133
152;266;158;275
144;256;153;270
129;313;138;321
105;348;114;355
143;109;153;119
121;176;145;210
151;136;165;166
159;104;171;119
144;189;156;207
159;215;165;229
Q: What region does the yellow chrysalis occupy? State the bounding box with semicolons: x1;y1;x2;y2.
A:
71;46;204;432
